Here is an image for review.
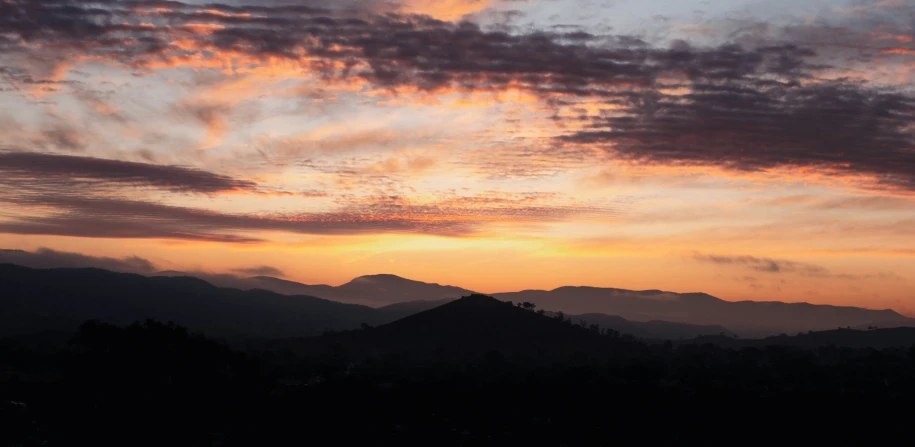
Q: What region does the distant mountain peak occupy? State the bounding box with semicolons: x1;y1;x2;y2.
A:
346;274;430;285
350;273;409;281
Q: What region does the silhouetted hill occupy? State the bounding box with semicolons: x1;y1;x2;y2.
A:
495;287;913;337
330;274;474;305
683;327;915;350
286;295;645;360
0;264;380;339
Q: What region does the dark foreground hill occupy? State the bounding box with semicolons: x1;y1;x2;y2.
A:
279;295;647;360
495;287;913;337
0;264;381;339
5;318;915;446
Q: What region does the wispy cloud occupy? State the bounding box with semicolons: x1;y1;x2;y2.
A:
0;247;157;274
0;152;259;194
692;252;829;275
691;252;905;282
0;186;622;242
231;265;285;277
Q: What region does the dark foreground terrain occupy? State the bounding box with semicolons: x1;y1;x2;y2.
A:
4;295;915;446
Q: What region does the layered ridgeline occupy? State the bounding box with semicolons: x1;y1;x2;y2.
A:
0;265;726;340
250;274;472;306
494;288;913;338
150;272;472;306
0;264;379;339
243;275;913;336
2;264;912;339
171;271;913;337
270;295;915;358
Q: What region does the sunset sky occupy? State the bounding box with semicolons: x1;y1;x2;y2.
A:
1;0;914;313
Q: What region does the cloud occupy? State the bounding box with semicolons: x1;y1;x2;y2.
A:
4;0;913;192
0;195;469;241
0;187;620;242
231;265;285;276
183;0;494;21
755;194;915;211
0;152;259;194
561;79;915;192
0;247;157;274
692;252;906;282
692;252;830;276
3;0;915;250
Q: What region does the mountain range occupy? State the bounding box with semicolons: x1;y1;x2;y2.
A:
271;295;915;360
3;263;913;339
0;264;727;341
156;269;912;337
493;287;913;337
151;271;473;306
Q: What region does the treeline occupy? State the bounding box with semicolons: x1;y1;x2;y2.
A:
3;320;915;446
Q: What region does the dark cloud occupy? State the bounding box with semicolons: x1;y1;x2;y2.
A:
0;247;157;274
2;0;912;191
561;79;915;191
0;186;619;242
0;152;259;194
0;0;655;94
231;265;285;277
1;0;914;236
692;253;829;276
692;252;905;282
0;195;468;241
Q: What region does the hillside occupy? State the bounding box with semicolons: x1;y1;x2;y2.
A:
0;264;380;339
495;287;913;337
285;295;646;360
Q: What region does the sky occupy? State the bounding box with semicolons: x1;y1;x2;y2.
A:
1;0;914;313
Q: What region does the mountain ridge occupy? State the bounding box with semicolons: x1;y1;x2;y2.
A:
5;263;913;338
162;271;908;321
